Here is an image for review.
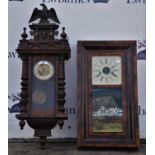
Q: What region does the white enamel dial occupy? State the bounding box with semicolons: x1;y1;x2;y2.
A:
33;60;54;81
92;56;122;85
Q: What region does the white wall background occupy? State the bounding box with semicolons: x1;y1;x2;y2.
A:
8;0;146;138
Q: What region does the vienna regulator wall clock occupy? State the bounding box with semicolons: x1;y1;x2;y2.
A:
77;41;139;148
16;4;71;147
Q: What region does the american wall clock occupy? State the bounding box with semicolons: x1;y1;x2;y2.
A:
77;41;139;148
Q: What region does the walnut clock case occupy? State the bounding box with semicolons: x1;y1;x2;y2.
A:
15;4;71;147
77;41;139;148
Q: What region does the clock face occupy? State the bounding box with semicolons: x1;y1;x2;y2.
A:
92;56;122;85
33;60;54;81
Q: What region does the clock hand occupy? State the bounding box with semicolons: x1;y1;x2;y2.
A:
111;72;118;77
96;71;102;78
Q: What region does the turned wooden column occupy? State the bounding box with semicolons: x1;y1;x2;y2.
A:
57;56;66;114
20;54;28;113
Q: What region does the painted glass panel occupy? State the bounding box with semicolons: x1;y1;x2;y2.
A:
92;88;123;132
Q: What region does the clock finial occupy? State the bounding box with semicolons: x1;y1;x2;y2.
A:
60;27;67;40
21;27;28;40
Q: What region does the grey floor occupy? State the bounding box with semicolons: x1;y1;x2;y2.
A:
8;139;146;155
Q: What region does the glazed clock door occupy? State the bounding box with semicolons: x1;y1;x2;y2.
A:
90;53;125;133
29;56;57;117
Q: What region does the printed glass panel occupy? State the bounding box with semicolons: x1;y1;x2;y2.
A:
92;88;123;132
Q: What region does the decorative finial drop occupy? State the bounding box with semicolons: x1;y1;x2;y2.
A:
19;120;25;130
60;27;67;40
58;120;64;129
21;27;28;40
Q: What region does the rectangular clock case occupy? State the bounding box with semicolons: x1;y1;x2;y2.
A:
77;41;139;148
